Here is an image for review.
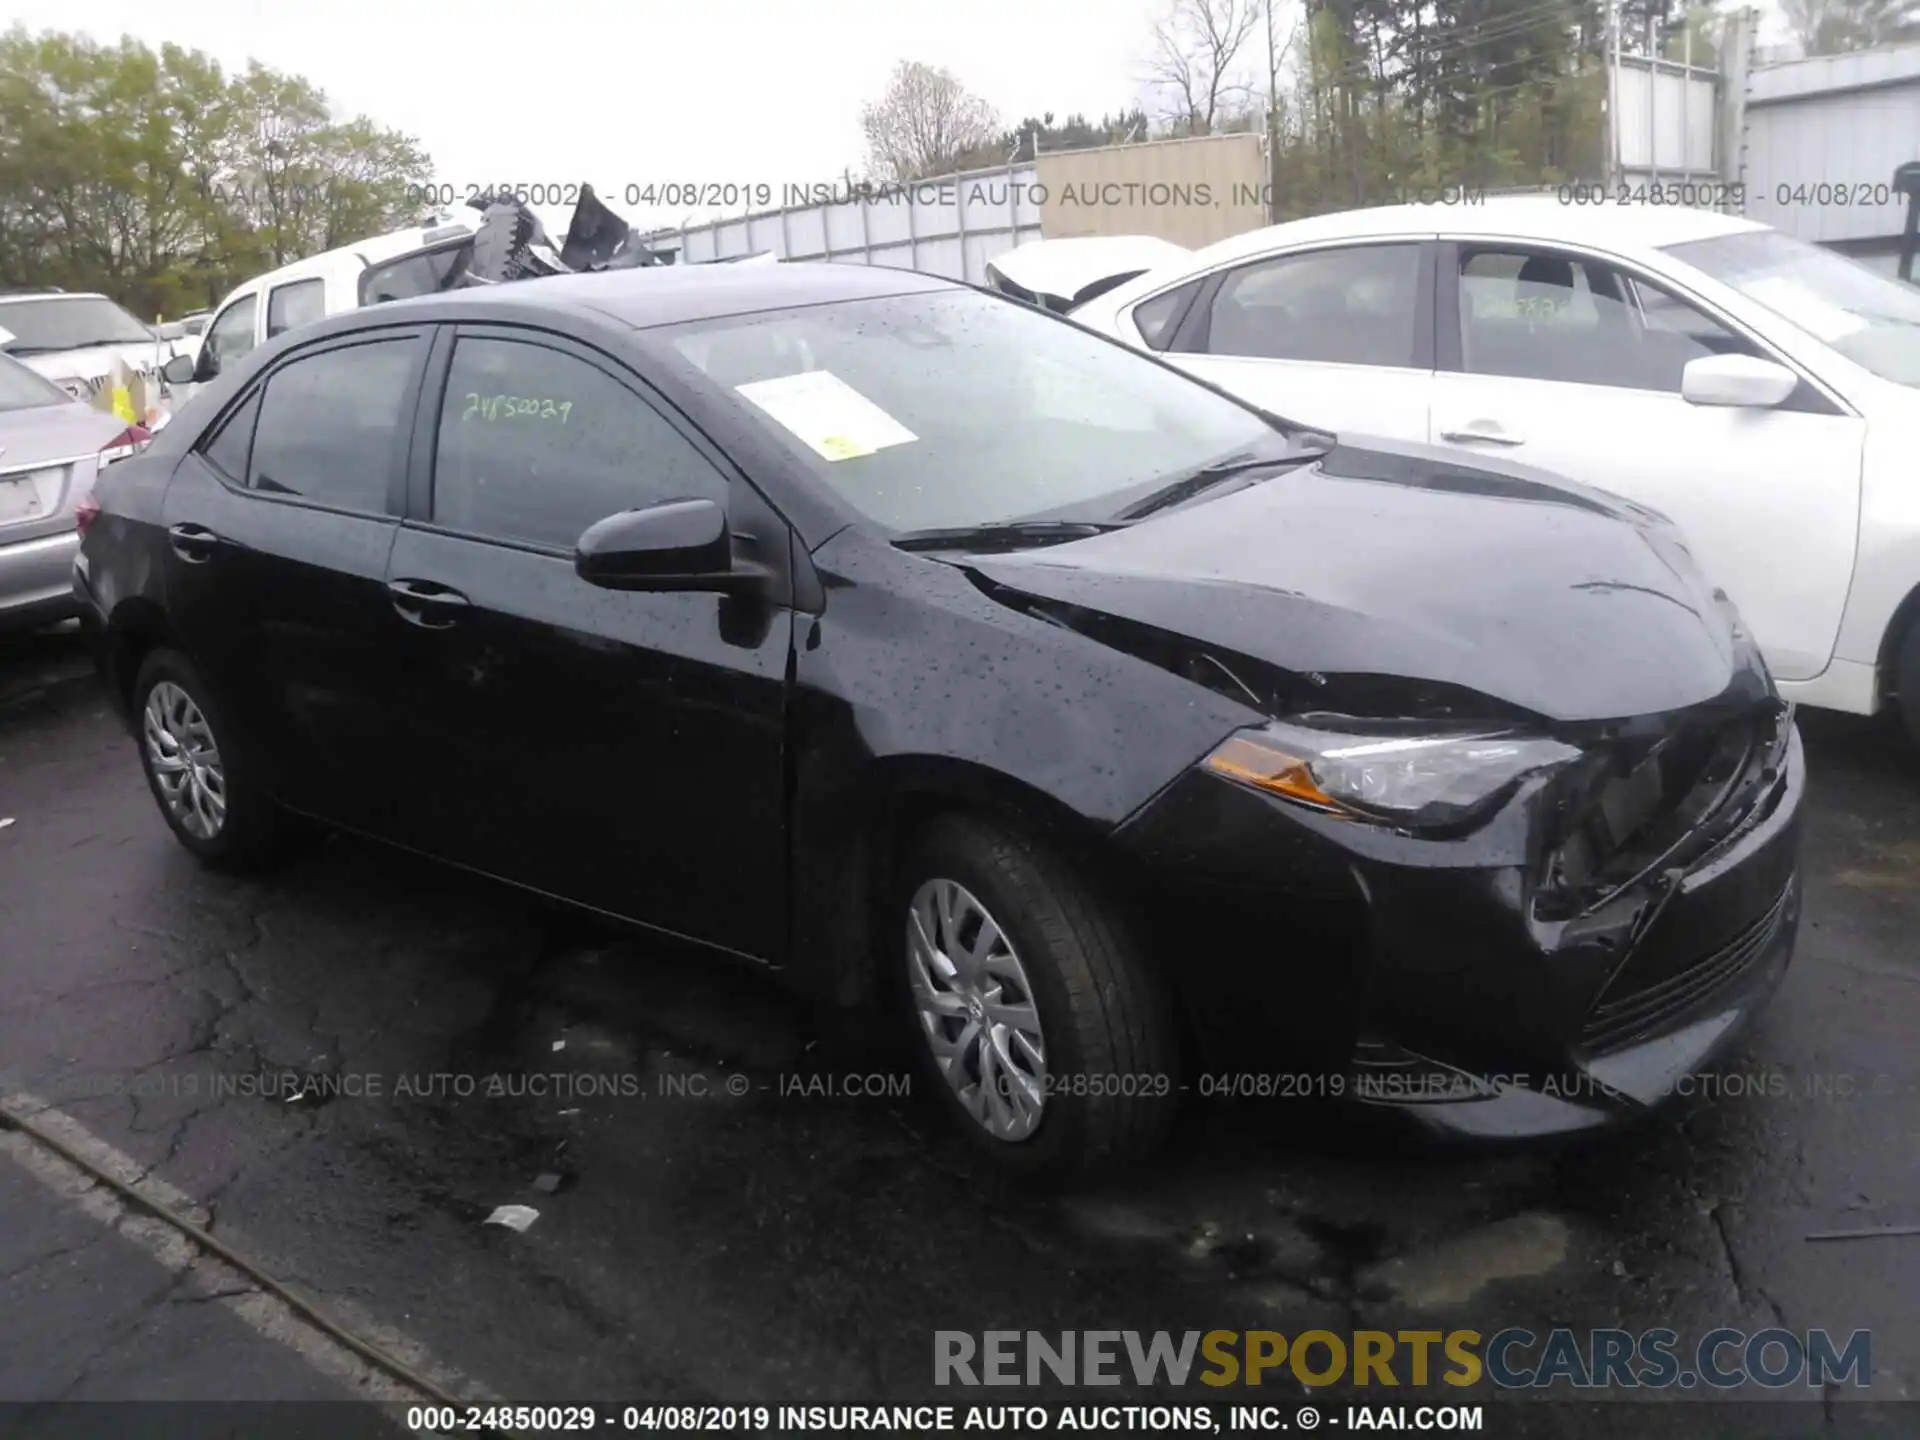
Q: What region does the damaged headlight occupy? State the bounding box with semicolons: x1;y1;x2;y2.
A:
1201;719;1582;830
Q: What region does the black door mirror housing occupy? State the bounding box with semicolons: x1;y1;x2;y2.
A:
575;498;763;594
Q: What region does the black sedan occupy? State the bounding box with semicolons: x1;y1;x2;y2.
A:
74;262;1803;1173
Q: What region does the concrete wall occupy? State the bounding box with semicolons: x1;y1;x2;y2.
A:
1742;43;1920;247
1036;133;1268;247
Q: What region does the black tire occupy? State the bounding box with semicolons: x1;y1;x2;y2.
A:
1896;619;1920;750
131;648;287;870
892;812;1178;1175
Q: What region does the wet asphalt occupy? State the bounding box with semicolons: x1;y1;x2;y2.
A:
0;623;1916;1437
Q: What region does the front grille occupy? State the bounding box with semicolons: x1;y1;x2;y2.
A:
1541;701;1787;916
1579;882;1792;1053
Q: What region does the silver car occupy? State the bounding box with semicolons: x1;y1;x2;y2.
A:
0;351;146;632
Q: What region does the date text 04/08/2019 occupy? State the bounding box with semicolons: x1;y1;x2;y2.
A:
403;1403;1487;1432
408;1404;1255;1432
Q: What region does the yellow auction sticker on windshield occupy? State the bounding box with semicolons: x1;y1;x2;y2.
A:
735;371;917;462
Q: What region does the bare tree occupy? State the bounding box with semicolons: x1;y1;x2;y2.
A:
1145;0;1264;136
859;62;1001;183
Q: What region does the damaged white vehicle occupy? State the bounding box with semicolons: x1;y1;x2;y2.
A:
168;188;683;393
984;235;1190;313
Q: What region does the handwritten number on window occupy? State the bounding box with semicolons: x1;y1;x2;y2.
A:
461;392;572;424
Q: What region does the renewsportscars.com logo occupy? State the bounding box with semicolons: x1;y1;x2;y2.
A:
934;1328;1872;1390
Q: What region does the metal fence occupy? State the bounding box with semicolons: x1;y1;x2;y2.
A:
641;163;1044;284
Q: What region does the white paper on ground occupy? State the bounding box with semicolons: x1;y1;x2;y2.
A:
485;1204;540;1232
734;371;917;461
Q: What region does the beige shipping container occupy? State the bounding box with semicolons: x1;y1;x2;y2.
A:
1036;133;1268;248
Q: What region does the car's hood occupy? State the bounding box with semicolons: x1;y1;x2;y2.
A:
985;236;1192;312
965;437;1744;724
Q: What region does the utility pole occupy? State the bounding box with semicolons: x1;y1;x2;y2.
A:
1266;0;1284;223
1604;0;1620;189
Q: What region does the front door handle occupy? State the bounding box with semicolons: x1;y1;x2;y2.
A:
388;578;471;629
1438;422;1526;447
167;523;222;563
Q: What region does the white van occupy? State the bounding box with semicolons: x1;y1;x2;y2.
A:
173;219;485;391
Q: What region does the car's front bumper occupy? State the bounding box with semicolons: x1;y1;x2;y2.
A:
0;527;81;632
1114;705;1805;1137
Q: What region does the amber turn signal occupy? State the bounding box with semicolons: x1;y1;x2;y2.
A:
1201;734;1346;812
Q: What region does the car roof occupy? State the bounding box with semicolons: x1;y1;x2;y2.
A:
342;261;964;332
1180;196;1767;272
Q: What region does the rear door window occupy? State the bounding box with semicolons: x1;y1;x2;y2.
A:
1203;244;1422;366
247;337;422;512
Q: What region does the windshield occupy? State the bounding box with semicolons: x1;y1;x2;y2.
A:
660;288;1281;533
0;295;155;353
0;352;72;412
1666;229;1920;387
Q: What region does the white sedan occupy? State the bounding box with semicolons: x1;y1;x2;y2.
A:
1052;198;1920;742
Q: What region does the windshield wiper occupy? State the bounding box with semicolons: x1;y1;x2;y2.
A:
1116;448;1319;521
893;519;1126;552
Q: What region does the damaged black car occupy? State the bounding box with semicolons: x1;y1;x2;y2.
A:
74;262;1803;1174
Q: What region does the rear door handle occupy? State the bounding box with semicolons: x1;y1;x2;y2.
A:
1438;422;1525;447
387;578;471;629
167;523;222;562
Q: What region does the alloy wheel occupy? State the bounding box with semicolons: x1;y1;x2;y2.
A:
143;681;227;840
906;878;1048;1141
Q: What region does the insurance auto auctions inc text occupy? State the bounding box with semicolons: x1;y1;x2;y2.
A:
935;1327;1871;1392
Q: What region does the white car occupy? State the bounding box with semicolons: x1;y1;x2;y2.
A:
1061;198;1920;741
0;289;187;426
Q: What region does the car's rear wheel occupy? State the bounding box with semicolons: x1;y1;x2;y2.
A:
894;813;1177;1175
1896;617;1920;750
133;649;285;869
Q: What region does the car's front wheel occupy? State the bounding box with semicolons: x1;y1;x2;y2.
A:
895;813;1178;1175
133;649;285;869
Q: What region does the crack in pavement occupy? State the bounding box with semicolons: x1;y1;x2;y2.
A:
0;1228;113;1289
0;958;215;1020
44;1265;195;1401
1708;1200;1789;1329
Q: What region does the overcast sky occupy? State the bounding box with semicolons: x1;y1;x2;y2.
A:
6;0;1172;230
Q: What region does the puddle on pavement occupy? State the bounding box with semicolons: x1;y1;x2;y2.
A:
1355;1211;1572;1308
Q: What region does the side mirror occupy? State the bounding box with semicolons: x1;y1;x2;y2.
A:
161;354;196;385
1681;354;1798;409
575;497;763;594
